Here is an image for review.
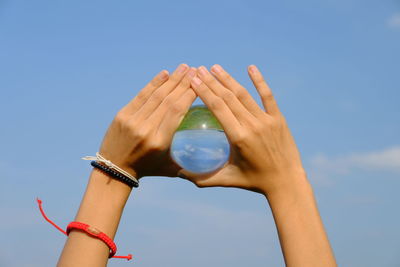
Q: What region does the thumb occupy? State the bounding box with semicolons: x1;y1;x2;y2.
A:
177;169;193;180
177;168;224;188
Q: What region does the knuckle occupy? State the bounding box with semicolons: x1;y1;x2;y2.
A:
203;74;217;85
233;88;247;101
260;88;274;101
255;76;266;85
264;117;275;127
162;95;172;107
150;78;160;87
170;103;184;114
134;92;146;103
220;71;232;81
169;73;182;83
231;131;247;147
265;92;274;101
151;91;165;103
133;128;149;141
208;77;220;87
251;122;263;135
209;97;224;110
221;90;235;102
276;115;286;127
114;111;127;124
146;139;165;151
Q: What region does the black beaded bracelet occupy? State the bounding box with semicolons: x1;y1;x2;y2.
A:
91;161;139;188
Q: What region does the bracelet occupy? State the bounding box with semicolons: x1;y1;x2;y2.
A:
82;152;139;188
36;198;133;261
91;161;139;188
66;221;117;258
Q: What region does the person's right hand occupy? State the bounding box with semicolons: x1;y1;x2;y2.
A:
179;64;308;196
98;63;197;179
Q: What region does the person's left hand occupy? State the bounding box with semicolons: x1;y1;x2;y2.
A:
98;64;197;179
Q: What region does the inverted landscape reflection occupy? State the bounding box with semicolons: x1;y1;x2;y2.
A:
171;129;230;174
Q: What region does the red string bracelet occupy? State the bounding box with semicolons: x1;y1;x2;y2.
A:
36;198;133;261
66;221;117;258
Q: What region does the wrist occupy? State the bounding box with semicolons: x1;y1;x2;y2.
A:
74;169;132;238
87;168;132;205
259;168;311;201
98;148;138;178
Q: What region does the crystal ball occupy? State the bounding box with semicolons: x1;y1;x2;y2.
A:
170;104;230;175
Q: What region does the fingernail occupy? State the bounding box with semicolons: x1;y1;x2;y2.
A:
211;64;223;74
178;64;188;73
198;66;208;76
192;76;202;87
187;68;196;78
249;65;258;74
159;70;169;80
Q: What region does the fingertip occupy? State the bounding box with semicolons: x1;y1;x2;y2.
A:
176;63;189;74
159;70;169;80
186;67;197;78
198;65;209;76
211;64;223;74
248;65;259;75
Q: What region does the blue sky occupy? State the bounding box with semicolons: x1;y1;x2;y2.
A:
1;0;399;266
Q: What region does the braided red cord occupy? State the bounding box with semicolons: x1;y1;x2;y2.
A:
37;198;67;235
36;198;133;261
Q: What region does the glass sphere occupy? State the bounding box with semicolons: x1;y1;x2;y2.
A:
170;104;230;175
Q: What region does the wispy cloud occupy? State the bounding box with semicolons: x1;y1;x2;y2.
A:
173;145;228;160
308;146;400;185
312;146;400;173
387;13;400;29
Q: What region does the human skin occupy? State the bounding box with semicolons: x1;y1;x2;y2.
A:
183;64;337;267
57;63;337;267
57;63;198;266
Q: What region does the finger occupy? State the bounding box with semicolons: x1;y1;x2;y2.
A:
121;70;169;114
197;66;256;127
210;64;265;118
177;163;233;188
190;76;243;142
156;88;197;143
146;67;196;128
248;65;280;116
132;63;190;122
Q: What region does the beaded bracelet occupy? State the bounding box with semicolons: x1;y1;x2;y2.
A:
91;161;139;188
82;153;139;188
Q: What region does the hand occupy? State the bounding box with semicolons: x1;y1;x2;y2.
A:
99;64;197;179
181;64;306;195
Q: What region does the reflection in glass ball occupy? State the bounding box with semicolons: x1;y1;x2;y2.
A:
170;105;230;175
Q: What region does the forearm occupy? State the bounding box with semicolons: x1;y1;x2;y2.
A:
263;173;337;267
57;169;132;267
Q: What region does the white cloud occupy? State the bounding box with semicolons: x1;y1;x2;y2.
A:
308;146;400;185
184;143;196;152
387;13;400;29
172;147;227;161
311;146;400;173
347;146;400;171
198;147;226;160
172;149;191;158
